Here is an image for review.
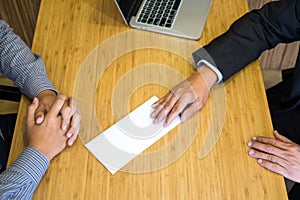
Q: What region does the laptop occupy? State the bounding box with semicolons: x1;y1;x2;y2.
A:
114;0;213;40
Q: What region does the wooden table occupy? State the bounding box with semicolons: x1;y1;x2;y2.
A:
8;0;288;199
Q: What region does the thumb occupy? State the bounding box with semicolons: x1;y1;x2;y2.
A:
34;100;46;125
274;130;292;143
27;98;39;127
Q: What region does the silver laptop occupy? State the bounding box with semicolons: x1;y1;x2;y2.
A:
114;0;213;40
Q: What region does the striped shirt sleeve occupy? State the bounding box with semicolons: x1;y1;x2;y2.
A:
0;20;57;98
0;147;50;200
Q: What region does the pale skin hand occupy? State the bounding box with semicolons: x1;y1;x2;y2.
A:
151;65;218;127
248;130;300;183
26;94;69;161
35;90;81;146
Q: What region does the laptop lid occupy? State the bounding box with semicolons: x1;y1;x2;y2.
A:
114;0;212;40
114;0;142;25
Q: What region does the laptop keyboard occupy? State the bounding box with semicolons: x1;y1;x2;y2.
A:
137;0;182;28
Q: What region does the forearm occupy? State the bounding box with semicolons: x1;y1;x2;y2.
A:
0;147;49;200
0;20;57;98
193;0;300;81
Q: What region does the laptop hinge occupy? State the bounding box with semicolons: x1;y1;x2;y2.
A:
127;0;143;23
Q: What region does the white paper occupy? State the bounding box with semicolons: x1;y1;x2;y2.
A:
85;96;181;174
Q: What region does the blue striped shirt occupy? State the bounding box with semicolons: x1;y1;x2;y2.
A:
0;20;56;199
0;20;56;98
0;147;49;200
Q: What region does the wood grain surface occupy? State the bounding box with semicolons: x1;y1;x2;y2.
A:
7;0;288;199
0;0;41;47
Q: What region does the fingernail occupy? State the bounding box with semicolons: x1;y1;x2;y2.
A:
252;136;257;140
68;140;74;146
247;141;252;147
35;116;43;124
67;132;72;138
249;150;254;155
163;122;169;128
258;159;263;164
33;97;38;104
62;124;67;131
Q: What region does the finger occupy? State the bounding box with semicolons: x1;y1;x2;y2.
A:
151;92;174;118
152;96;179;125
248;149;289;169
60;98;74;131
154;96;178;124
27;98;39;127
68;97;78;112
47;94;66;117
67;125;79;146
256;159;289;178
251;136;290;151
67;132;78;146
34;103;46;125
247;139;288;158
273;130;293;143
65;114;77;138
64;97;79;134
66;111;81;146
180;100;202;122
152;92;172;108
66;109;81;137
163;96;194;126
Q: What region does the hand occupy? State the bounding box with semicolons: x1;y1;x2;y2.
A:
26;94;68;160
35;90;81;146
150;66;217;127
64;97;81;146
248;130;300;182
35;90;57;124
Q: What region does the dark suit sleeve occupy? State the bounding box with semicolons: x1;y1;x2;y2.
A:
193;0;300;81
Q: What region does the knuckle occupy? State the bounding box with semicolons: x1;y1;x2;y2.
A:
196;100;204;109
156;104;164;112
63;106;72;114
267;154;276;163
57;94;66;100
163;102;174;110
161;94;171;102
171;85;181;93
181;92;192;99
171;104;182;113
289;146;298;152
266;144;274;153
59;93;66;98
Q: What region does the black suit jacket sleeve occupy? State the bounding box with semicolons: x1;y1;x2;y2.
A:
193;0;300;81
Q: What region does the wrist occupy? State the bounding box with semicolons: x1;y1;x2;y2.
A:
196;65;218;89
28;144;53;161
37;90;57;98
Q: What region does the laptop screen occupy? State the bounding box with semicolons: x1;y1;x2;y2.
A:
116;0;142;24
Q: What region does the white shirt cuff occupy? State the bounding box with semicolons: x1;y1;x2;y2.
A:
196;60;223;84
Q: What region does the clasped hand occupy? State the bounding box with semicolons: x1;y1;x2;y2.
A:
26;92;81;161
34;90;81;146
